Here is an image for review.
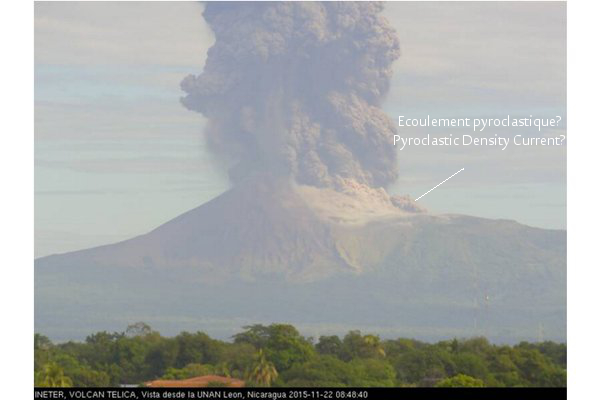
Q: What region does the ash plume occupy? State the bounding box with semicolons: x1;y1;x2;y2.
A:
181;1;400;189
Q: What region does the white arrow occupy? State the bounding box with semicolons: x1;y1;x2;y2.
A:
415;168;464;201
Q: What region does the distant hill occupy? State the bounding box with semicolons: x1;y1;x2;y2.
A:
35;179;566;343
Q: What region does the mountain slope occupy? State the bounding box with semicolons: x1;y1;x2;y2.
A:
35;181;566;343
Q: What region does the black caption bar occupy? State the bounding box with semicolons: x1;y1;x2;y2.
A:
34;387;566;400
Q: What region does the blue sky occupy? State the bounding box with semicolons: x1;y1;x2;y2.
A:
34;2;566;258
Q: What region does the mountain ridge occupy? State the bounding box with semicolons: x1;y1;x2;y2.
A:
35;180;566;343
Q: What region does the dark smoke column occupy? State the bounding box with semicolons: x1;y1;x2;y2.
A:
181;1;400;190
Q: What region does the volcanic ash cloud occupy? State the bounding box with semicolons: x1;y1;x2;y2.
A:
181;2;401;193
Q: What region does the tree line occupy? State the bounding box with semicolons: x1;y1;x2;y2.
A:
35;323;566;387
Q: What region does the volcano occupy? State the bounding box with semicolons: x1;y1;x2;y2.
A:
35;2;565;342
35;178;566;343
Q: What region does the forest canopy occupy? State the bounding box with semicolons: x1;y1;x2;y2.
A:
34;323;566;388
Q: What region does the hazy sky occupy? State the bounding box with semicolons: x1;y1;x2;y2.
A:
35;2;566;258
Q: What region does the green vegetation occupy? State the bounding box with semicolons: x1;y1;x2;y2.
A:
436;374;485;387
35;323;566;387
